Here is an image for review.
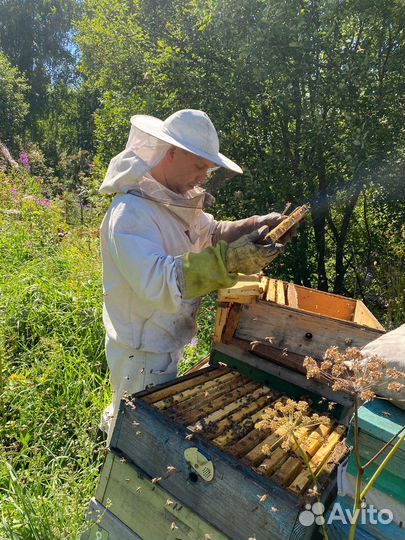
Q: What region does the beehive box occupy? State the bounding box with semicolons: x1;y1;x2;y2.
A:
82;450;228;540
109;365;350;540
214;275;384;356
83;276;385;540
346;400;405;506
325;401;405;540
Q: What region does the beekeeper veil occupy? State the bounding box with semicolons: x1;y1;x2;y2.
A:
99;109;243;208
99;124;172;195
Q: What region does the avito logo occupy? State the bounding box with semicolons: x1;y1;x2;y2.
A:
298;501;394;527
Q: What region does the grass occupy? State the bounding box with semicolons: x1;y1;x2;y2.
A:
0;170;213;539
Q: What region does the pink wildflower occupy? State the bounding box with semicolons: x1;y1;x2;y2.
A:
19;152;31;172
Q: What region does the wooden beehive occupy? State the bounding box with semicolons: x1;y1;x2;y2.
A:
82;450;228;540
107;365;350;540
83;277;386;540
326;401;405;540
212;275;384;382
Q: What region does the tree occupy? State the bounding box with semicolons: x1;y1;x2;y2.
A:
0;0;81;117
76;0;405;303
0;51;29;153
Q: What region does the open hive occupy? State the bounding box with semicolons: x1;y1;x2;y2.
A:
142;365;349;498
84;276;386;540
109;364;351;540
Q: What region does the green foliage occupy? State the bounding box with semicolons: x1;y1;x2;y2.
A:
75;0;151;161
0;169;214;538
179;293;217;374
0;0;81;115
36;83;97;171
1;2;405;534
0;51;29;152
76;0;405;296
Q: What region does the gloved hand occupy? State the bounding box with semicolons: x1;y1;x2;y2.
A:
213;213;288;244
175;227;283;300
256;212;287;230
226;226;283;275
257;213;299;244
175;241;238;300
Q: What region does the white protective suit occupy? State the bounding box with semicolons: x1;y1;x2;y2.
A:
99;126;224;436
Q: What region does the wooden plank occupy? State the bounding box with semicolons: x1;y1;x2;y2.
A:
222;304;243;344
83;498;142;540
178;380;258;426
142;366;228;404
257;422;337;487
166;374;245;418
225;426;271;458
218;276;261;301
353;300;386;331
346;458;405;504
213;303;230;344
95;453;229;540
249;341;311;375
300;421;334;456
348;400;405;450
223;398;283;456
185;356;210;373
206;393;277;440
287;283;298;308
272;456;303;486
218;294;258;304
235;300;384;361
315;441;349;495
347;431;405;479
224;275;261;292
294;285;357;322
188;384;266;430
275;280;286;305
154;372;238;410
244;424;311;467
210;395;276;447
288;426;346;494
266;278;277;302
214;342;355;408
257;447;288;476
305;425;346;473
259;275;269;300
346;400;405;478
111;399;302;540
95;451;114;502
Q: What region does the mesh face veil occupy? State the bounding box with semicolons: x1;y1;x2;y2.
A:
99;122;216;210
99;124;172;195
99;109;243;212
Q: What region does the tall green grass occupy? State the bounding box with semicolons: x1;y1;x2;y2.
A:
0;170;212;539
0;171;109;539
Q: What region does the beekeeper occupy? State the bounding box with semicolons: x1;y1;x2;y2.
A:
99;109;291;437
